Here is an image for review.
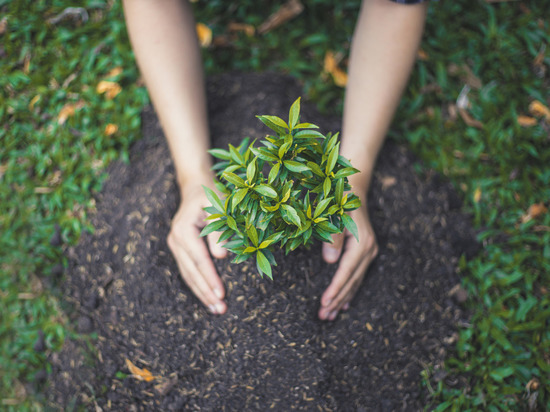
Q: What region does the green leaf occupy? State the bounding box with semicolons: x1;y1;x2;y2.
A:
335;178;344;204
294;123;319;130
256;250;272;279
203;185;225;214
208;148;231;160
281;204;302;227
288;97;300;129
323;176;331;198
334;167;359;180
199;219;226;237
205;213;224;220
243;246;257;254
294;130;324;139
247;225;258;247
326;142;340;175
251;147;278;162
314;227;334;243
259;238;276;249
254;184;278;198
325;132;338;153
343;198;361;210
342;213;359;242
226;215;238;231
268;162;280;184
228;144;244;165
283;160;310;173
232;188;249;212
257;115;288;134
337;155;354;168
314;197;333;218
246;158;257;183
218;228;234;243
278;141;291;159
223;172;246;187
306;161;325;177
489;367;515;382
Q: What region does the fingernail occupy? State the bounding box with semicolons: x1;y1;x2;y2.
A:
215;303;225;314
328;311;338;321
322;298;332;307
343;303;350;311
208;304;217;314
213;288;223;300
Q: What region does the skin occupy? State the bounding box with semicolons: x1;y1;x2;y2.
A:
122;0;427;320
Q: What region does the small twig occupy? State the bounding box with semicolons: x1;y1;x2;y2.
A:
47;7;89;25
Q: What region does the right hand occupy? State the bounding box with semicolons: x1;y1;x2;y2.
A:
167;183;228;314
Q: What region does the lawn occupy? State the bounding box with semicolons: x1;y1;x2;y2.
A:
1;0;548;410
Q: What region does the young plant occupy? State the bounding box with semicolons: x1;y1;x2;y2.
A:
200;97;361;279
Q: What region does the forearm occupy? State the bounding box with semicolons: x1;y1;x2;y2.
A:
123;0;212;190
342;0;427;195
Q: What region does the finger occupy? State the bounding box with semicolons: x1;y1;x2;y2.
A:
323;230;346;263
177;249;227;314
326;252;373;314
207;231;228;259
320;236;364;308
183;232;226;301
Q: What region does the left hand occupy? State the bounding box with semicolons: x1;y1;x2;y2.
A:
318;204;378;321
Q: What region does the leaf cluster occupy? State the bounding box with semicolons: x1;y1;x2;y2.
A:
201;98;360;279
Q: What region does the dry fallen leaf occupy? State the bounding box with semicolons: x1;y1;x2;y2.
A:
96;80;122;100
104;123;118;136
106;66;123;78
323;51;348;87
517;115;538;127
380;175;397;190
528;100;550;120
196;23;212;47
473;187;482;203
416;48;429;61
365;322;373;332
228;22;255;37
458;108;484;129
521;203;548;223
257;0;304;35
57;101;85;125
125;359;157;382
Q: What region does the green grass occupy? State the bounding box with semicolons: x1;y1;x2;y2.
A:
1;0;548;410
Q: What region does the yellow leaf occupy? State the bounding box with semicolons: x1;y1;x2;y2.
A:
196;23;212;47
473;187;482;203
417;48;429;61
365;322;373;332
106;66;123;78
29;95;41;110
96;80;122;100
104;123;118;136
521;202;548;223
517;115;537;127
323;51;348;87
125;359;156;382
57;103;75;125
528;100;550;120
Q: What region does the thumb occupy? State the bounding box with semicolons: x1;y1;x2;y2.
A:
322;231;344;263
207;231;228;259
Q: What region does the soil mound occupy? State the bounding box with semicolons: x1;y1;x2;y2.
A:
49;73;477;411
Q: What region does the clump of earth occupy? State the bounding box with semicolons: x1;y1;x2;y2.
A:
48;73;477;411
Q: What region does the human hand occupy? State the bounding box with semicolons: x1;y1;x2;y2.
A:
167;183;228;314
318;204;378;321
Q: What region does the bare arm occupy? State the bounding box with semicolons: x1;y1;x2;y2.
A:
123;0;227;314
319;0;427;320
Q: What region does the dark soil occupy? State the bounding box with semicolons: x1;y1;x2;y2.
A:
48;73;478;411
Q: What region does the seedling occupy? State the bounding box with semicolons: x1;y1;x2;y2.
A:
201;97;361;279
